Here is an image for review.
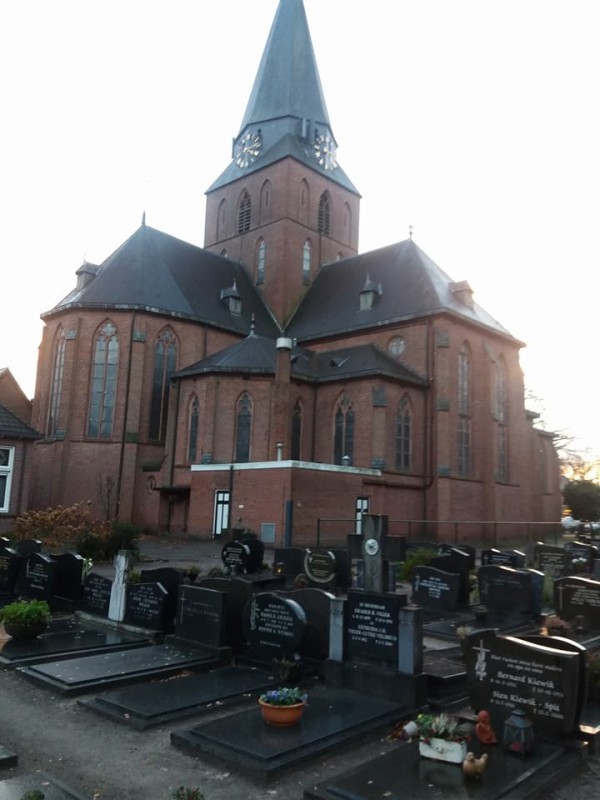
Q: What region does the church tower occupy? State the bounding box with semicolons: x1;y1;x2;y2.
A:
204;0;361;326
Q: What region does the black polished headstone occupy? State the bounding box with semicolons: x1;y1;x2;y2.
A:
534;542;571;578
176;585;225;648
139;567;182;628
438;542;476;570
283;587;333;662
242;592;306;664
554;575;600;630
480;547;526;568
222;537;264;574
564;540;597;573
304;548;336;586
428;548;470;605
16;539;42;556
197;576;252;649
272;547;306;580
464;628;583;737
0;545;23;598
345;590;406;666
23;553;57;603
124;582;170;631
412;565;459;612
81;573;112;617
478;564;533;616
50;552;84;608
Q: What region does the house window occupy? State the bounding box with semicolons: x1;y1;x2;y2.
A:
0;446;15;513
149;328;177;442
457;344;471;476
318;192;331;235
48;328;65;436
334;403;354;465
291;401;302;460
257;238;266;284
188;396;199;462
238;190;251;233
235;393;252;462
355;496;369;534
395;396;411;470
302;240;311;284
87;321;119;438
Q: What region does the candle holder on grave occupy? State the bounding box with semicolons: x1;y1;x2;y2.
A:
503;709;534;755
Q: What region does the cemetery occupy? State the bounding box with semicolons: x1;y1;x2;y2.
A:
1;520;600;797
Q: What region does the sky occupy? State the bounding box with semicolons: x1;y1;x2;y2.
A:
1;0;599;455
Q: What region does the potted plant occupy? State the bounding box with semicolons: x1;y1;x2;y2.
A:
416;712;471;764
258;686;308;726
0;599;50;640
542;614;572;637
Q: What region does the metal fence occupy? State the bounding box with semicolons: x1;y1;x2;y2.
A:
314;518;563;553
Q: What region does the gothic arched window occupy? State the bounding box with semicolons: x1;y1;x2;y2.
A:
237;190;251;233
149;327;177;442
188;396;199;462
395;396;412;470
48;327;65;437
256;238;266;284
457;344;471;476
318;192;331;235
87;320;119;438
235;393;252;462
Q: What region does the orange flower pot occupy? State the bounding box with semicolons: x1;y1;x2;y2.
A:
258;699;306;726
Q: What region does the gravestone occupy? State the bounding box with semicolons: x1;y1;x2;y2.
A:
534;542;571;578
478;564;534;617
464;627;585;738
81;573;112;618
438;542;476;570
109;551;130;622
198;576;253;650
346;514;405;593
16;539;42;556
345;590;407;666
428;547;470;605
304;548;336;587
139;567;183;629
23;553;57;603
221;537;264;574
124;582;170;631
50;552;84;608
175;585;226;648
554;575;600;630
272;547;306;581
480;547;526;568
564;540;597;573
0;545;23;601
283;587;334;664
411;565;459;612
241;592;306;666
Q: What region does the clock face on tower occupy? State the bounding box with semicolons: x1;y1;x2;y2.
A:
234;129;262;168
313;131;338;171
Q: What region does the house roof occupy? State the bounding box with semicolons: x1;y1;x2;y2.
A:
286;238;520;344
175;333;427;387
0;404;40;440
43;224;281;338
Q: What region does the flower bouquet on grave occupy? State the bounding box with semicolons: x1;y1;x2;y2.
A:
416;712;471;764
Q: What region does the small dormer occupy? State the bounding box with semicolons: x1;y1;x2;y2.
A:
359;273;382;311
450;280;474;309
75;261;99;291
221;279;242;315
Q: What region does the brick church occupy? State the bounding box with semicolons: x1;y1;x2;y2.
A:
29;0;560;544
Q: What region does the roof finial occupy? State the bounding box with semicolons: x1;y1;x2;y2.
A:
250;313;256;336
409;224;413;239
142;211;146;227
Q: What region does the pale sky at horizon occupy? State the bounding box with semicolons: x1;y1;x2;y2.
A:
1;0;599;454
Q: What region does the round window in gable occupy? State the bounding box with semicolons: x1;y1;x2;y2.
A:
388;336;406;358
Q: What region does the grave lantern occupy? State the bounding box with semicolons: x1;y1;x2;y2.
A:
273;562;285;576
503;709;534;755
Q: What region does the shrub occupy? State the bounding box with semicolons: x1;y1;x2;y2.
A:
171;789;205;800
76;520;142;562
12;502;110;552
398;548;438;582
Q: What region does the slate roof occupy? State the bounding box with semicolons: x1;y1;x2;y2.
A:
43;225;281;339
286;238;520;343
207;0;359;195
0;404;40;440
175;334;427;387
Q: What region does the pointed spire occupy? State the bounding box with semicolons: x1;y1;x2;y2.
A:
239;0;330;133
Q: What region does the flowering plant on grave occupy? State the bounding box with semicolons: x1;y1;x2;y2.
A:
542;614;572;635
415;712;471;744
258;686;308;706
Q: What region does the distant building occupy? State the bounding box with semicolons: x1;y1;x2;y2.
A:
0;369;40;532
29;0;560;543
